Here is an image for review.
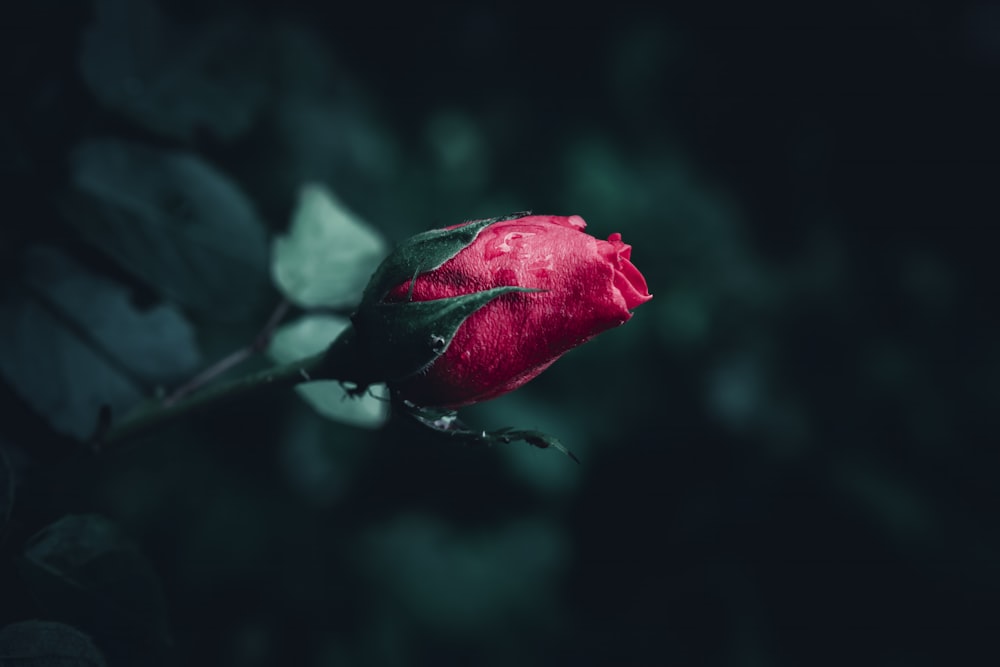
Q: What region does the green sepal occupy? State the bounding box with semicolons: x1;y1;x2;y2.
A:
351;285;542;384
359;212;529;306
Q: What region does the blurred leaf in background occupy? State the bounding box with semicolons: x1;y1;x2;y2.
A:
0;620;108;667
0;246;199;440
268;24;403;227
79;0;269;142
63;138;270;321
0;445;12;534
19;514;173;665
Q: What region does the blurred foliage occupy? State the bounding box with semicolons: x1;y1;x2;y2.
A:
0;247;200;439
64;138;270;320
1;0;997;665
80;0;269;141
19;515;173;665
0;447;12;535
0;620;108;667
267;183;389;428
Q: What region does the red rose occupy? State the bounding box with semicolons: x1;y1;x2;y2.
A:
382;214;651;407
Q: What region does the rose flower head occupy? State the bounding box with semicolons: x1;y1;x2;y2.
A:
345;213;651;408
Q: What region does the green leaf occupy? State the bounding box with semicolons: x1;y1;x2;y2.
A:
0;446;12;533
268;315;389;428
0;620;108;667
20;515;172;658
64;138;269;320
0;247;200;440
79;0;268;141
271;183;387;309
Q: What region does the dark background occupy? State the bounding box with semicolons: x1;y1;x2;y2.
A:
2;0;999;665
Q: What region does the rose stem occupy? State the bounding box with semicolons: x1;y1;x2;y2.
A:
95;307;361;452
95;349;328;451
163;299;291;407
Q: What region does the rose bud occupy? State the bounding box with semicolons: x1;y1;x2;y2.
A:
334;213;651;408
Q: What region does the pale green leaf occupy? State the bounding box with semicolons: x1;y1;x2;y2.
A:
271;184;386;309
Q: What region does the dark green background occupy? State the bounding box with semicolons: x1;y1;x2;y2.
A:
2;0;998;665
